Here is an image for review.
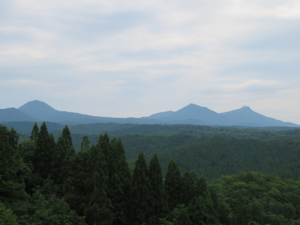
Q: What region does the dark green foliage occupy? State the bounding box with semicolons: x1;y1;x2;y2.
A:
50;136;67;197
149;153;168;224
3;121;300;225
62;125;73;149
81;135;90;151
129;152;151;225
84;144;113;225
0;125;28;203
8;191;86;225
165;159;182;211
181;171;196;207
0;202;18;225
33;122;53;179
232;197;248;225
30;122;39;141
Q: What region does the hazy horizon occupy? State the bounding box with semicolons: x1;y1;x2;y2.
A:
1;1;299;124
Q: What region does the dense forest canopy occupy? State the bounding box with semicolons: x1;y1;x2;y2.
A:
1;122;300;224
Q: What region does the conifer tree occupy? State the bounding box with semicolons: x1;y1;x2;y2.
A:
81;136;90;151
195;176;208;197
107;138;131;224
30;122;39;141
49;133;56;152
84;144;112;225
149;153;168;225
181;171;196;207
115;138;131;197
99;132;111;159
62;125;73;149
50;136;68;195
0;125;28;202
164;159;182;211
188;195;207;225
33;122;53;179
129;152;151;225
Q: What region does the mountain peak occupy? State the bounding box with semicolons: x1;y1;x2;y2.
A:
19;100;55;111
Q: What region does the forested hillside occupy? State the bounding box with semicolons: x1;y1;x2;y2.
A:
1;123;300;224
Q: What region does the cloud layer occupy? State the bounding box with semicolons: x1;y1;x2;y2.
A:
1;0;300;123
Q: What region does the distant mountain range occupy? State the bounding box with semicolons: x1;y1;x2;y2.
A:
0;100;299;127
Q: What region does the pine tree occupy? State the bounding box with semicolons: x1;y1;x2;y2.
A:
81;136;90;151
84;144;113;225
30;122;39;141
99;132;111;159
50;136;68;196
0;125;28;203
149;153;168;225
129;152;151;225
33;122;53;179
107;138;131;224
181;171;196;207
62;125;73;149
188;196;207;225
164;159;182;211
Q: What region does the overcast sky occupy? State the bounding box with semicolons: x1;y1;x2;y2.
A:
0;0;300;123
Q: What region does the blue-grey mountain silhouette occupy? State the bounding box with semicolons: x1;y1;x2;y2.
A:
0;100;298;127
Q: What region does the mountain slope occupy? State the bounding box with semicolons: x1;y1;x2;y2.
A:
221;106;299;127
150;104;234;126
18;100;164;125
0;108;38;122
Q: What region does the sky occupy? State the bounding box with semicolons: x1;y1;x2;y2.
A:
0;0;300;124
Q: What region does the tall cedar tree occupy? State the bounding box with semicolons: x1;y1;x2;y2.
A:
99;132;111;159
181;171;196;207
129;152;151;225
164;159;182;211
33;122;53;179
50;136;67;196
0;125;28;202
30;122;39;141
107;138;132;224
84;144;113;225
81;135;90;151
187;195;207;225
62;146;81;213
62;125;73;149
149;153;168;225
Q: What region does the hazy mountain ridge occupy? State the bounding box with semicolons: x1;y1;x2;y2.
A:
0;100;298;127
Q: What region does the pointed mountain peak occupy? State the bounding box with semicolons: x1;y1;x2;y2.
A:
240;105;252;111
19;100;56;111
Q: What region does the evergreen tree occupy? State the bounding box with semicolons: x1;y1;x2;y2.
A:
49;133;56;153
164;159;182;211
0;125;28;202
181;171;196;207
129;152;151;225
84;144;113;225
195;176;208;197
33;122;52;179
81;135;90;151
50;136;68;197
99;132;111;159
62;125;73;149
188;196;207;225
30;122;39;141
107;138;131;224
149;153;168;225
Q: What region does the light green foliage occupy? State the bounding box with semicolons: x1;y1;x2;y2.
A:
0;202;18;225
